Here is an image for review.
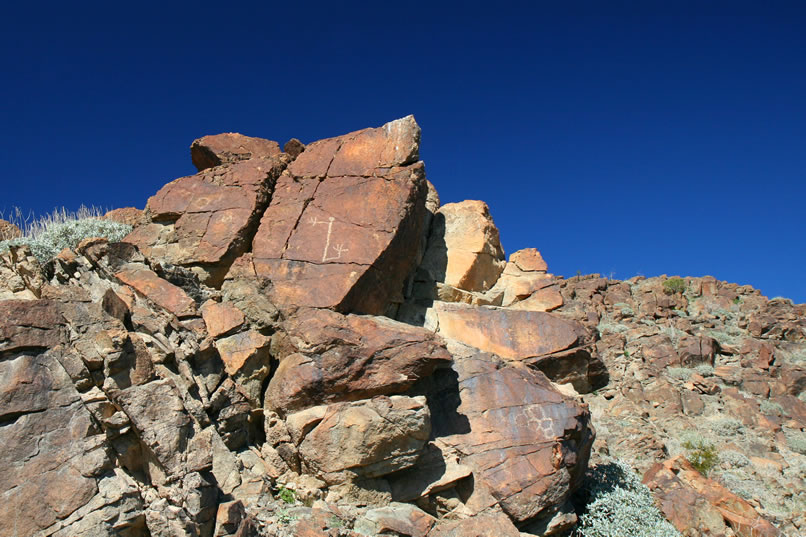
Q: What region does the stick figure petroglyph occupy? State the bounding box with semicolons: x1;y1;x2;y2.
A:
308;215;349;262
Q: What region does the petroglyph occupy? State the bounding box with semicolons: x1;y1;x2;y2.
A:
309;215;349;262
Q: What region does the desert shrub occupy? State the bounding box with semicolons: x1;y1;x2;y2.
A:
760;400;784;417
573;459;680;537
276;486;296;504
662;277;686;295
680;433;718;475
719;450;750;468
0;206;131;263
784;429;806;455
711;418;744;437
667;367;692;381
695;364;715;377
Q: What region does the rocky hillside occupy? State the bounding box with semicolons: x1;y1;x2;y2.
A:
0;117;802;537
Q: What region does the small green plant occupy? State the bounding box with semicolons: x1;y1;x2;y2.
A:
733;296;742;304
277;486;296;504
662;277;686;295
276;508;298;525
681;434;719;475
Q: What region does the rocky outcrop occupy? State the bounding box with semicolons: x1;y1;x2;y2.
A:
557;273;803;535
0;117;605;537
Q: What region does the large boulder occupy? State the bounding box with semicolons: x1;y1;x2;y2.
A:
294;395;431;484
266;307;451;413
428;352;595;524
245;115;427;315
420;200;506;293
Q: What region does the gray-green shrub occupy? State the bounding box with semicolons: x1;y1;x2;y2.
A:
574;459;680;537
0;206;131;263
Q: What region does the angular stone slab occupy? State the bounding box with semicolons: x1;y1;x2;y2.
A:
434;302;587;360
247;116;427;315
266;308;451;413
296;395;430;484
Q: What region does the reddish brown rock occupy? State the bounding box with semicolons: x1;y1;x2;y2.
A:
510;248;548;272
103;207;144;227
355;503;435;537
190;132;282;171
115;265;197;317
0;348;110;536
125;157;286;285
419;200;506;293
643;455;781;537
431;353;594;523
247;116;426;315
0;299;64;354
0;218;22;240
215;329;271;405
266;308;451;413
200;300;245;338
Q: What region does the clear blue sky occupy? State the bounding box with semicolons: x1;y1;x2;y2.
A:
2;2;804;302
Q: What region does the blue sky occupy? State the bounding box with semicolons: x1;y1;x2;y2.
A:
2;2;805;302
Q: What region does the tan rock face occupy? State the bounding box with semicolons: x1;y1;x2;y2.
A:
266;308;451;413
248;115;427;315
0;245;45;300
190;132;282;171
296;395;431;484
434;302;585;360
643;456;781;537
510;248;548;272
125;156;286;285
420;200;506;293
431;353;594;522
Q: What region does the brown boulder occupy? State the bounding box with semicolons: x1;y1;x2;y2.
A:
510;248;548;272
266;308;451;413
295;395;430;484
125;157;286;285
103;207;145;227
419;200;506;293
432;353;594;523
643;455;781;537
190;132;282;171
0;245;46;300
248;116;427;314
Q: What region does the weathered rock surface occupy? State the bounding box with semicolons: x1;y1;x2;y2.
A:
247;115;427;315
125;156;287;285
428;352;594;524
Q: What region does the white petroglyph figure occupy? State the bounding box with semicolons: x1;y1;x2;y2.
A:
309;215;349;262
